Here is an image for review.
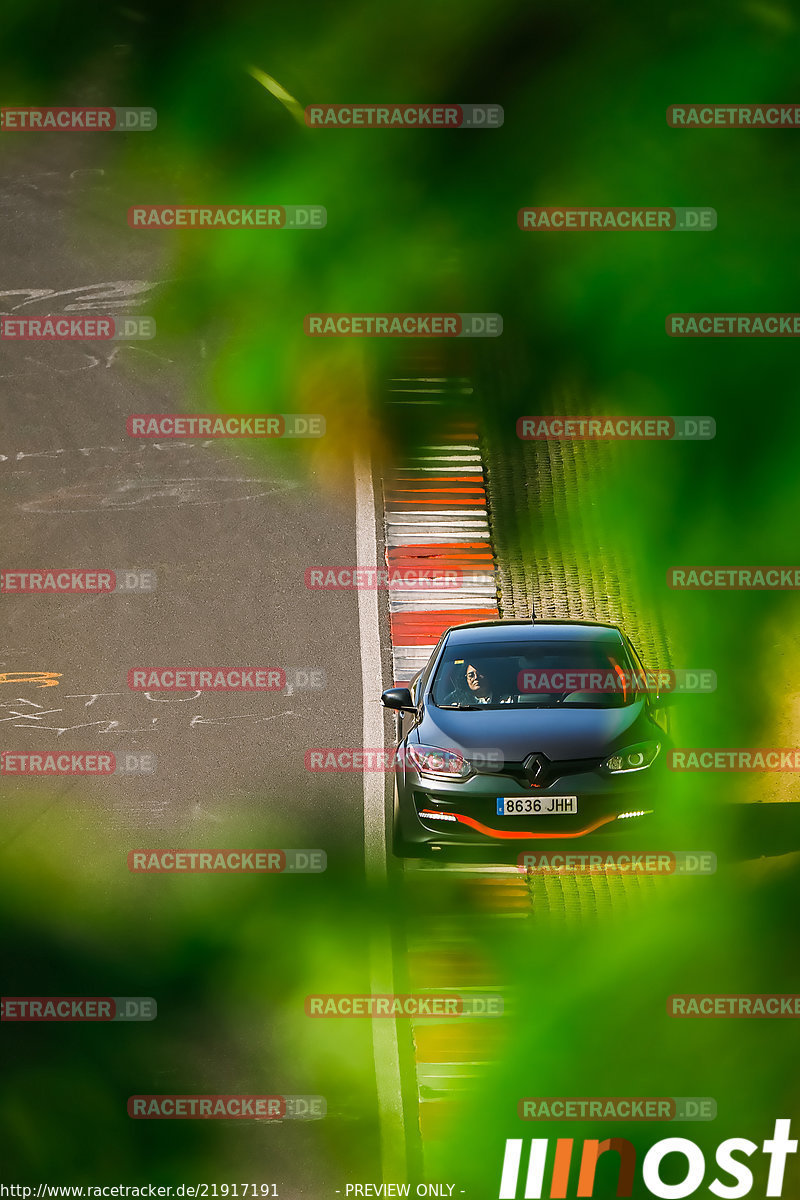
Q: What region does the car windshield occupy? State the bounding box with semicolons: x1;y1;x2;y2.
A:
430;638;642;709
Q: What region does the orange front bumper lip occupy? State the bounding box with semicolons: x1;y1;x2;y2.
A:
427;811;622;840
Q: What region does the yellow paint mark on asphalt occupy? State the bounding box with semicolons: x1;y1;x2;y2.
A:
0;671;62;688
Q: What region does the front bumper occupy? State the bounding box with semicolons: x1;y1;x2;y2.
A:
395;761;663;848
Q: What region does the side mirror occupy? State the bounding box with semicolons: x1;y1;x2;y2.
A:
381;687;415;712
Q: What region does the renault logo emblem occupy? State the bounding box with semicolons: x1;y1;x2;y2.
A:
523;752;549;787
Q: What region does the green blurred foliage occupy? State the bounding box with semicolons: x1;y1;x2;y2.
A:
2;0;800;1190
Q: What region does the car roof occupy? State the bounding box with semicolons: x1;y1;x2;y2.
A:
444;619;625;644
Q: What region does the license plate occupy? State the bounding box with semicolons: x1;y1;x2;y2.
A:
496;796;578;816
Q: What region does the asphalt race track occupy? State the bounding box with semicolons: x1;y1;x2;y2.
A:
0;139;386;1192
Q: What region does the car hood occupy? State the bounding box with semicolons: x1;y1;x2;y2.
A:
415;700;651;761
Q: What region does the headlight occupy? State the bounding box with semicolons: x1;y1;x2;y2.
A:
405;744;470;780
603;741;661;774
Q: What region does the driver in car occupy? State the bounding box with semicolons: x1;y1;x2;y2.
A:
444;661;512;705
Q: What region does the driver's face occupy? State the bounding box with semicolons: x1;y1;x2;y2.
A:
465;664;488;693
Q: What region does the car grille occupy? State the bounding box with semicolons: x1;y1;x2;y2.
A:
482;757;602;789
